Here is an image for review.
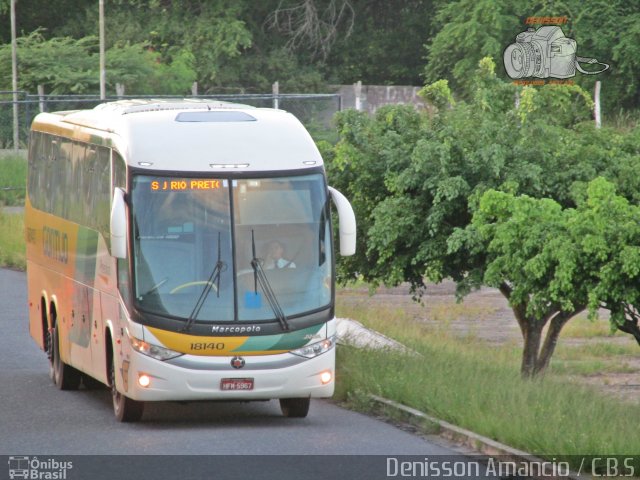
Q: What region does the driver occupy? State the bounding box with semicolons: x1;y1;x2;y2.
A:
263;241;296;269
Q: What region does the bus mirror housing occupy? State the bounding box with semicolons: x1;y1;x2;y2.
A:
110;187;127;259
328;186;356;256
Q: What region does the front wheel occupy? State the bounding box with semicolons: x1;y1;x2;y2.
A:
109;356;144;422
279;397;310;418
50;326;81;390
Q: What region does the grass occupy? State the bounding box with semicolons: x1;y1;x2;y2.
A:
336;345;640;456
550;340;640;375
557;341;639;359
0;153;27;206
560;312;617;338
334;298;640;472
0;211;25;270
549;359;637;376
427;302;498;324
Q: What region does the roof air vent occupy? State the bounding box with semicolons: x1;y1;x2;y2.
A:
175;111;256;123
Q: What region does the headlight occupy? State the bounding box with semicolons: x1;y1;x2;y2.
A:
291;335;335;359
129;335;183;361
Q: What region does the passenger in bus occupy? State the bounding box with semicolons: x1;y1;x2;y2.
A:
263;240;296;269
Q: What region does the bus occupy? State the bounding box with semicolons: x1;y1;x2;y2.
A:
25;99;356;422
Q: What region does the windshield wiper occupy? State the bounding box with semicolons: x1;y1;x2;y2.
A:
250;230;290;331
182;232;226;333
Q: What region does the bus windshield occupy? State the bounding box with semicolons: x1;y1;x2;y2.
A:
131;174;332;324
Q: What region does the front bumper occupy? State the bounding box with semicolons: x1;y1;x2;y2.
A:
117;348;335;402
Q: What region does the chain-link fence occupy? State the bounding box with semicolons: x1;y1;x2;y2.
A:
0;92;343;149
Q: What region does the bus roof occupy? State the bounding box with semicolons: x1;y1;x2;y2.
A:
30;99;324;173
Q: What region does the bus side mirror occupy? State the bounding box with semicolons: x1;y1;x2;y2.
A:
328;186;356;256
110;187;127;259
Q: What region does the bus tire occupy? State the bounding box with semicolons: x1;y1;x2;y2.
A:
279;397;310;418
51;326;81;390
109;356;144;422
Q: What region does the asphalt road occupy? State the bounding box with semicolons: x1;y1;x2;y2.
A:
0;268;484;479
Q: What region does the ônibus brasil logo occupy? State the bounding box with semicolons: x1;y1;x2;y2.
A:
8;456;73;479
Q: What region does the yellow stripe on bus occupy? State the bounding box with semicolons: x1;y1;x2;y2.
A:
146;327;288;356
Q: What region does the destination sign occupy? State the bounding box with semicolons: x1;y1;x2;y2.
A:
150;179;223;191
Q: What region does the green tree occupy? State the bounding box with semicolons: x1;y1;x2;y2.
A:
329;59;597;292
0;0;92;43
573;178;640;347
327;58;640;377
324;0;440;85
3;0;640;106
0;29;195;94
464;178;640;377
327;104;425;286
0;30;97;93
141;1;251;90
107;42;196;94
461;189;587;377
89;0;327;93
568;1;640;116
8;0;252;93
1;0;444;91
423;0;521;95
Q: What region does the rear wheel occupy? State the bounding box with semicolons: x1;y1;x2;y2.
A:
279;397;310;418
109;356;144;422
50;325;81;390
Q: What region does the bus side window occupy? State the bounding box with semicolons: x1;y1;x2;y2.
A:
84;147;98;224
27;131;43;209
55;139;73;219
69;142;85;224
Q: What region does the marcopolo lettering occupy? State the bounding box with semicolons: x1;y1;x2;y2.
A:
211;325;262;334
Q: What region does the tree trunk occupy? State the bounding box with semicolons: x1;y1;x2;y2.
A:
499;283;528;337
616;319;640;346
499;283;579;378
500;283;543;378
520;319;543;378
534;312;574;376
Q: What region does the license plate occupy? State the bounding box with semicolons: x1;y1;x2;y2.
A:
220;378;254;391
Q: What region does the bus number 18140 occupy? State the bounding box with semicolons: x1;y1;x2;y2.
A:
190;342;225;351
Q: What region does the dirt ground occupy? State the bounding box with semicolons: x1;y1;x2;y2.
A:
338;280;640;405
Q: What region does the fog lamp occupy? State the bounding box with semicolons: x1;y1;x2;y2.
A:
320;371;332;385
138;374;151;388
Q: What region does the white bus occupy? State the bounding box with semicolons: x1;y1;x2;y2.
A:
25;99;356;421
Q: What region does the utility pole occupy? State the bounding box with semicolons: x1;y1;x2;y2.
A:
11;0;19;151
99;0;106;100
272;81;279;109
594;81;602;129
